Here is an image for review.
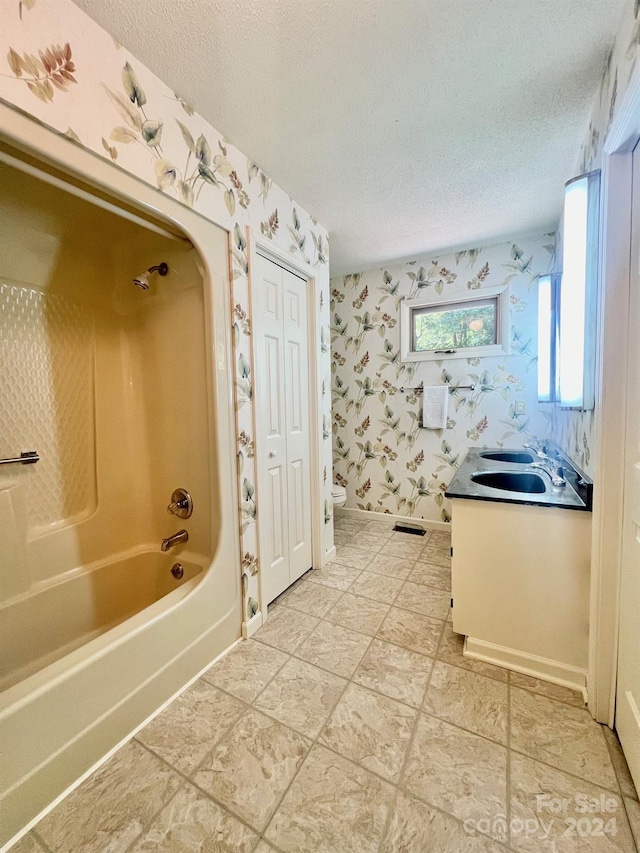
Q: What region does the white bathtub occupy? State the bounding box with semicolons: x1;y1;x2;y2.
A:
0;550;203;692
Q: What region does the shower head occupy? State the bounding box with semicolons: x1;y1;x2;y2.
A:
133;262;169;290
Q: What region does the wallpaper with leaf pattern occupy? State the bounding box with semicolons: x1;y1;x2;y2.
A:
0;0;333;623
552;0;640;476
331;235;554;523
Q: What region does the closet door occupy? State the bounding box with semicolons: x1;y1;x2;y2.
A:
254;254;312;604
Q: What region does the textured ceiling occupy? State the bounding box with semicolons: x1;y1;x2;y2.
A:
73;0;625;275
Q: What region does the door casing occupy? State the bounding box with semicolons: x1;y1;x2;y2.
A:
248;231;323;623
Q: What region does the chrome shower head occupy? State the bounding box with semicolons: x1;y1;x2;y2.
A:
133;262;169;290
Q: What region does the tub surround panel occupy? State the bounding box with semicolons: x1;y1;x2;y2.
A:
331;234;553;523
0;0;333;624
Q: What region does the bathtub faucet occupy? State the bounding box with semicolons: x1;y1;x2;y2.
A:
161;529;189;552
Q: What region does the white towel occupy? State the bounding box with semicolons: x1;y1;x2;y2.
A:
421;385;449;429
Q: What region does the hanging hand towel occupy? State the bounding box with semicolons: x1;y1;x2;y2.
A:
421;385;449;429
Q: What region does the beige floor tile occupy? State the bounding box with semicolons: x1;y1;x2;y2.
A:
265;744;394;852
37;740;182;853
365;552;414;579
325;592;390;635
295;620;372;677
319;682;416;782
137;679;246;775
395;579;450;620
254;607;319;653
254;658;347;738
376;606;443;656
437;622;509;682
202;639;289;703
380;534;426;560
603;727;639;800
424;661;508;744
361;520;394;539
408;562;452;591
510;671;586;707
403;714;508;840
353;638;434;708
418;546;452;568
193;709;310;833
306;562;362;591
380;791;506;853
348;570;404;604
510;688;618;789
333;517;367;533
332;546;372;569
278;581;343;618
254;841;278;852
426;530;452;549
348;531;390;551
510;752;634;852
625;797;640;849
128;782;259;851
9;836;46;853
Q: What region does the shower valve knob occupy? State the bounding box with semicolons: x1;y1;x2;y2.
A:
167;488;193;519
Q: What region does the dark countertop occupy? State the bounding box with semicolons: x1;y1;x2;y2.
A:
445;444;593;512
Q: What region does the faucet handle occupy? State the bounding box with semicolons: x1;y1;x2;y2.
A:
167;488;193;519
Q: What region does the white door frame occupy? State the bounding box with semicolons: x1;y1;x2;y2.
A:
248;232;323;620
588;64;640;724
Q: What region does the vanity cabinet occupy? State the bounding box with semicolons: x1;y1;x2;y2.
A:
450;498;591;691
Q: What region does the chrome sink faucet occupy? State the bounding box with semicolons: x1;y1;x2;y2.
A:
531;461;566;488
161;529;189;552
523;439;552;461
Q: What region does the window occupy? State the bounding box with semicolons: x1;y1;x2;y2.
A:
536;171;600;408
400;285;510;362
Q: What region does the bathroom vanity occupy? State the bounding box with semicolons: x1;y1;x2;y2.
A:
445;445;593;693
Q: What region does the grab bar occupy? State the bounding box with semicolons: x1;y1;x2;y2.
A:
0;451;39;466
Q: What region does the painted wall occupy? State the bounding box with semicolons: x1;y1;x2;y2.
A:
552;0;640;475
0;0;334;622
331;234;554;523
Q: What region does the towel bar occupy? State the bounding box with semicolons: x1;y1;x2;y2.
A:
0;451;39;466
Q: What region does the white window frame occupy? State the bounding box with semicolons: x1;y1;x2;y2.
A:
400;284;510;362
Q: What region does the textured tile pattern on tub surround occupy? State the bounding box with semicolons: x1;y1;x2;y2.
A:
26;525;636;852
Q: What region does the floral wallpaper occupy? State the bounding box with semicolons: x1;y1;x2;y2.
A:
331;235;555;524
552;0;640;476
0;0;334;624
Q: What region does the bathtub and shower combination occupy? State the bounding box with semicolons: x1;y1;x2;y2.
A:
0;105;242;846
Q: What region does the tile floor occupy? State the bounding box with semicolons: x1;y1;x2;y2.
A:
14;516;640;853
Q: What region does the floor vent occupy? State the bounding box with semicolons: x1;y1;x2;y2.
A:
392;522;427;536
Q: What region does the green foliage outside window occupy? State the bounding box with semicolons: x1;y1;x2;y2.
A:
413;302;496;351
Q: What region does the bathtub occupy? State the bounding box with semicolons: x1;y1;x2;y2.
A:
0;106;242;848
0;550;203;693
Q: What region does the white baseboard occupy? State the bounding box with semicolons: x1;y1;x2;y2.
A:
464;636;587;698
335;506;450;532
323;545;337;564
242;610;263;639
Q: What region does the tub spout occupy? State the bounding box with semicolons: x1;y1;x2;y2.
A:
161;529;188;552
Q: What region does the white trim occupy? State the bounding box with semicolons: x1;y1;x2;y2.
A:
400;284;510;363
464;637;587;699
587;60;640;725
335;506;451;532
0;638;241;853
247;233;323;620
324;545;337;562
241;610;263;639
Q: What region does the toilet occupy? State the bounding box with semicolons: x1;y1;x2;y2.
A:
331;484;347;507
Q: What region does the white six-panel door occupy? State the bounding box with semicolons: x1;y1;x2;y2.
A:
254;253;312;604
616;141;640;789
